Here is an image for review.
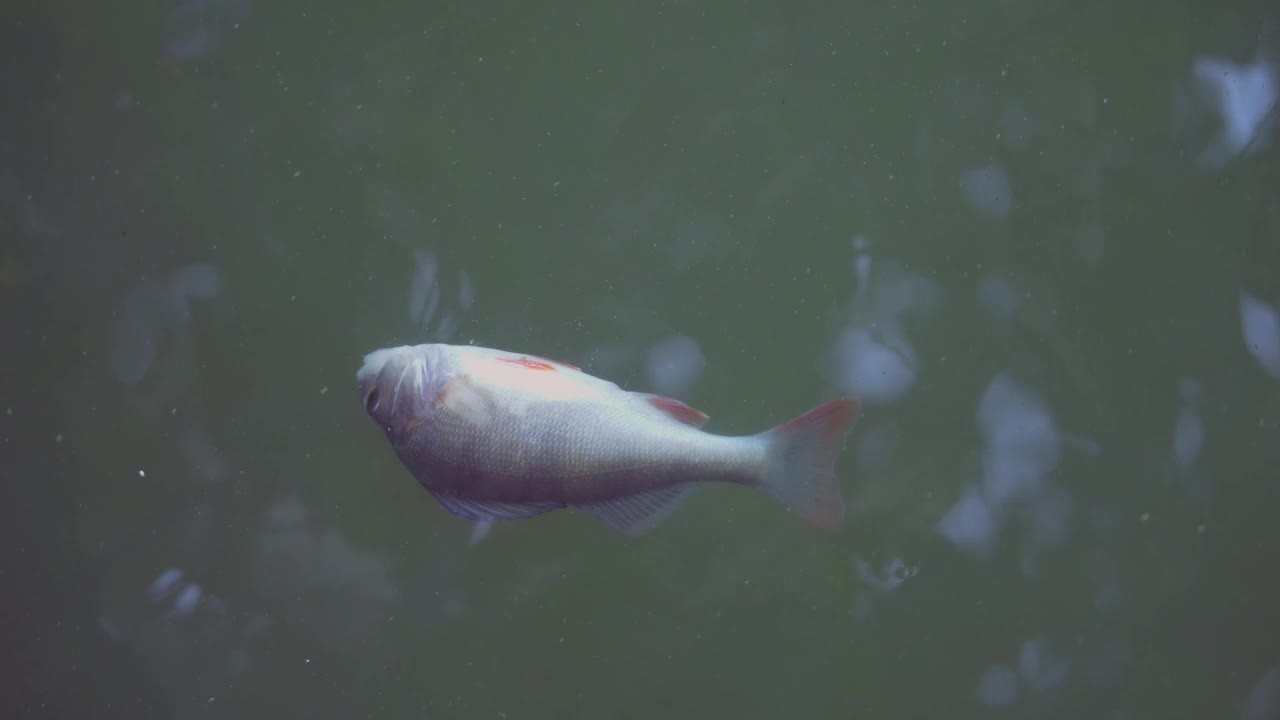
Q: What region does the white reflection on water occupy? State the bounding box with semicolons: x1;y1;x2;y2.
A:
469;520;493;546
646;335;706;399
936;484;999;553
1018;636;1070;692
833;328;918;404
1193;55;1277;163
977;273;1018;319
959;164;1013;218
1242;667;1280;720
110;262;224;386
831;241;938;405
974;636;1070;708
1073;222;1106;267
1240;291;1280;379
975;664;1018;708
1172;377;1205;473
255;497;402;650
164;0;252;62
938;374;1063;556
169;583;204;619
999;101;1037;151
102;565;224;646
406;248;472;342
407;249;439;327
148;567;183;600
979;375;1060;506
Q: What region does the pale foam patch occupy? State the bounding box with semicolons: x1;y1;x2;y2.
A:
938;374;1065;559
646;335;705;398
832;245;939;405
834;328;918;404
960;164;1013;218
975;665;1018;708
973;636;1071;708
1172;406;1205;472
111;262;225;385
1242;667;1280;720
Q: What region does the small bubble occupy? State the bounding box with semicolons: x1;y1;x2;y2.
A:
1139;513;1151;524
55;434;64;444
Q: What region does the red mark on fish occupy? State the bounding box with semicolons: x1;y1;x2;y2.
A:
494;354;581;372
496;356;558;371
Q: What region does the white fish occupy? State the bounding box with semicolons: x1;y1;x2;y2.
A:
356;344;859;535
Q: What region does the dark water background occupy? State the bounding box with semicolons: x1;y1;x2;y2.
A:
4;0;1280;717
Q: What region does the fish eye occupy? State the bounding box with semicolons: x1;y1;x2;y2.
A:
364;387;380;412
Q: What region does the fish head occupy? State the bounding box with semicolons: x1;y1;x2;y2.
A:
356;344;447;440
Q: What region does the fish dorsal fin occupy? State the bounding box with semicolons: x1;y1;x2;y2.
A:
640;394;710;428
576;485;692;535
431;492;563;521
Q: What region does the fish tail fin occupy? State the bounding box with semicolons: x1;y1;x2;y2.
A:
754;398;859;529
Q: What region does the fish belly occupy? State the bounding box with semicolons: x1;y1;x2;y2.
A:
399;397;760;505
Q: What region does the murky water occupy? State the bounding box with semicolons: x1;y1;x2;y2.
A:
5;1;1279;717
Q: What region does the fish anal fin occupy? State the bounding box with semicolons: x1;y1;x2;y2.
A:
576;484;692;535
432;492;563;521
641;394;710;428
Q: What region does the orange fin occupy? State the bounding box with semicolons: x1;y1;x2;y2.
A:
642;394;710;427
755;398;859;530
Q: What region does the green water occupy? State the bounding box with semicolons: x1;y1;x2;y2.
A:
5;0;1280;717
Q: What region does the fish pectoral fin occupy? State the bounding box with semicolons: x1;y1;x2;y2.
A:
434;375;493;425
638;394;710;428
431;492;564;521
575;485;693;536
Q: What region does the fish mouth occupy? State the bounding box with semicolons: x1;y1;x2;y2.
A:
357;345;433;418
357;347;399;385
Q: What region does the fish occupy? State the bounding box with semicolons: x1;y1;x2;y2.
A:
356;343;859;535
